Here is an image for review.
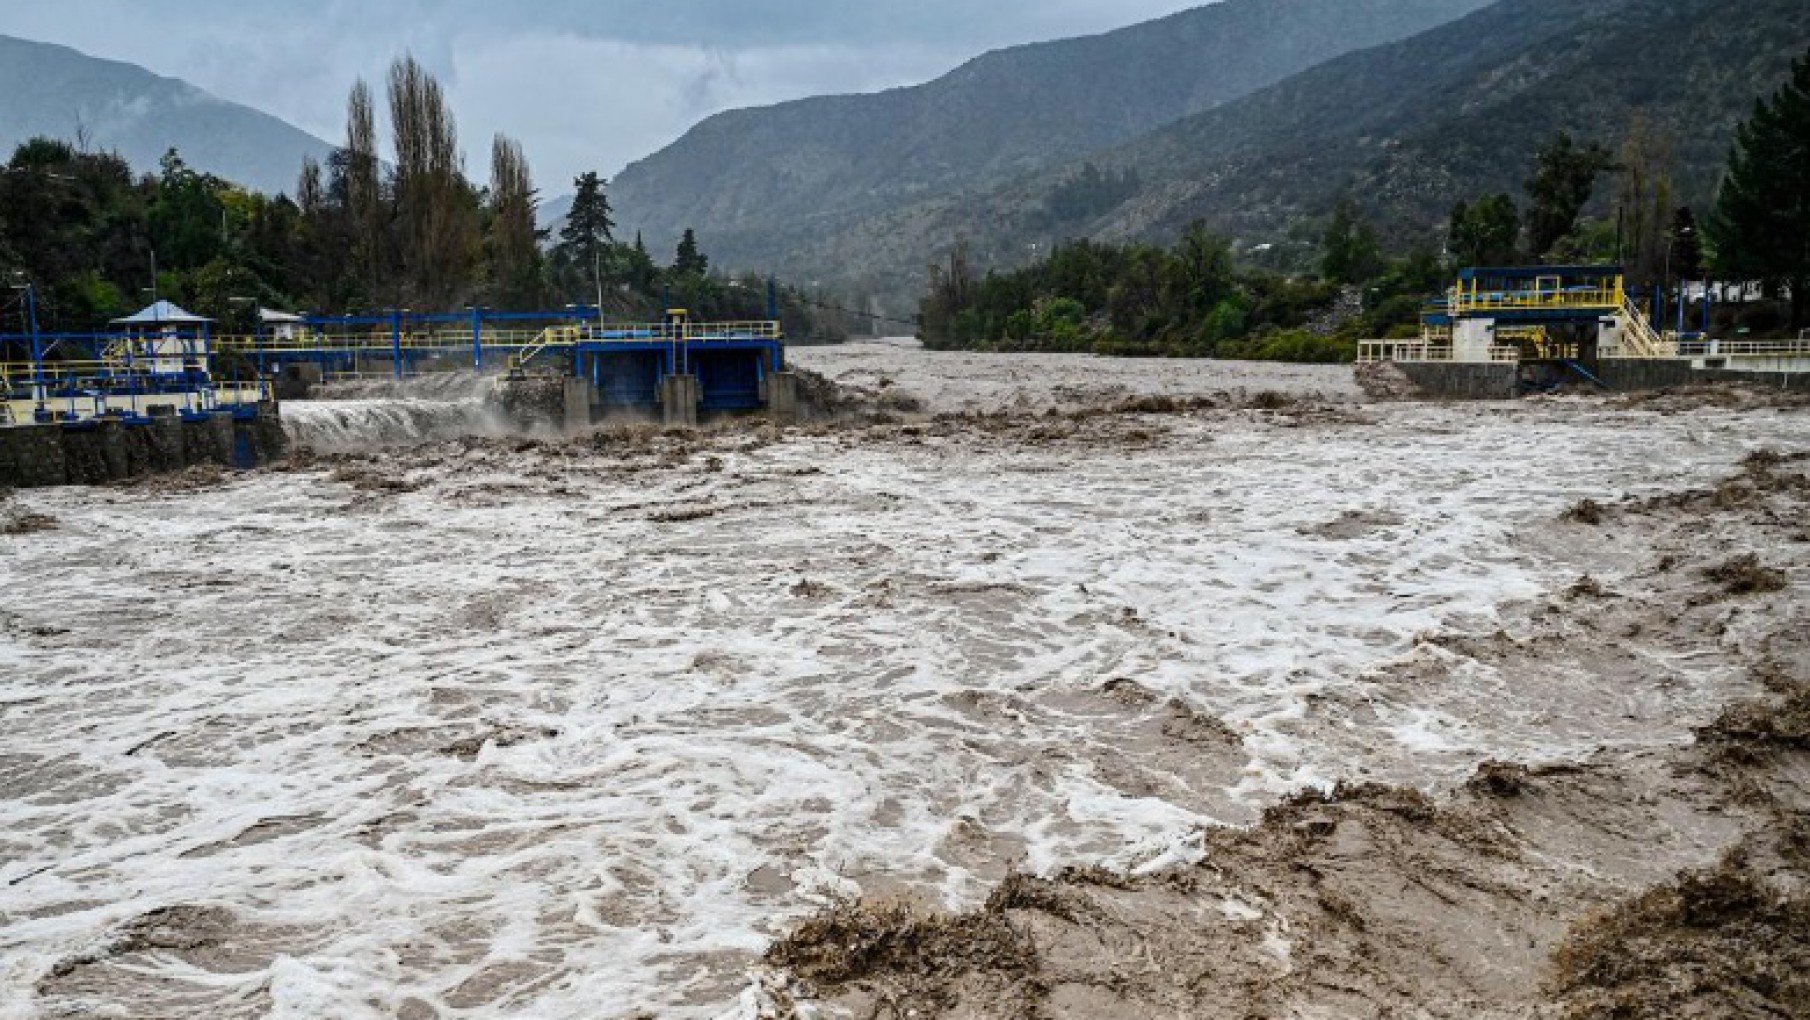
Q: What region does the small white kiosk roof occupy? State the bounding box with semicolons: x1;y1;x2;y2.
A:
112;300;213;326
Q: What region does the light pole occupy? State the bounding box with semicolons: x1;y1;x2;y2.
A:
593;246;606;331
1664;224;1694;335
9;271;43;412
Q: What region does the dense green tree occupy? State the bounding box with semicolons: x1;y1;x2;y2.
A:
0;139;150;329
673;228;709;277
1524;132;1615;260
0;115;840;344
388;55;479;308
917;225;1401;361
558;172;615;270
1709;48;1810;329
1449;195;1522;266
1320;196;1384;284
150;149;227;272
482;133;543;308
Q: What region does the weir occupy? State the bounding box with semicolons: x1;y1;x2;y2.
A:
218;306;792;428
1;299;796;485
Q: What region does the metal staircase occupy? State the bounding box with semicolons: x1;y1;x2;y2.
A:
1615;297;1674;359
100;337;133;371
505;325;579;376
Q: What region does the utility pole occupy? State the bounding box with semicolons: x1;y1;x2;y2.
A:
9;273;42;409
594;245;606;330
26;279;42;406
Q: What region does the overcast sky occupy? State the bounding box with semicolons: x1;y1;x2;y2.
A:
0;1;1204;192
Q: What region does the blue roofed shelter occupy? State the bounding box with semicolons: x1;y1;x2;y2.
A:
112;300;214;376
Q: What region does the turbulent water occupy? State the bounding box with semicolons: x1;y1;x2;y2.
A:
2;348;1804;1019
282;375;513;452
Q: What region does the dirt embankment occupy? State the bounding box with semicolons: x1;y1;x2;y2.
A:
752;451;1810;1020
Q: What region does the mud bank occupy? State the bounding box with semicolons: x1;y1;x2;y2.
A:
753;451;1810;1020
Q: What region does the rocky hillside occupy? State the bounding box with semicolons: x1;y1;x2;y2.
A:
1082;0;1810;245
0;35;333;195
610;0;1492;273
773;0;1810;311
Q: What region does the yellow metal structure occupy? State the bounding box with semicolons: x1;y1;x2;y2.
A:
1448;276;1625;316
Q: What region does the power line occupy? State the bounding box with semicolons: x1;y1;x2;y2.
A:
793;295;922;331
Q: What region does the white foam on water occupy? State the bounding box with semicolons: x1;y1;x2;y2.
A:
2;369;1804;1017
281;397;510;451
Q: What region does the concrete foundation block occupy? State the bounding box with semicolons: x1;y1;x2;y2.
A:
660;375;701;429
764;372;800;423
563;378;596;433
0;424;67;487
1393;362;1520;400
98;419;129;480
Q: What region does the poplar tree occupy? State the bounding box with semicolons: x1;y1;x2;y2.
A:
484;134;542;308
387;55;478;308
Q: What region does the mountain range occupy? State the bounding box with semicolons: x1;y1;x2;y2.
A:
611;0;1491;288
0;34;333;196
8;0;1807;316
613;0;1810;312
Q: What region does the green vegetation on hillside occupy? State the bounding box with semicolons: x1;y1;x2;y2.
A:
918;226;1444;362
920;48;1810;360
822;0;1810;315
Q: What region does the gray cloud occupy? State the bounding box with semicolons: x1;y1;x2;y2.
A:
0;1;1203;192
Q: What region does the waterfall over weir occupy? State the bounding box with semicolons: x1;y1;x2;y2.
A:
280;374;515;452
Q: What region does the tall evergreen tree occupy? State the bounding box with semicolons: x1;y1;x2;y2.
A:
673;228;708;277
1709;48;1810;329
559;172;614;271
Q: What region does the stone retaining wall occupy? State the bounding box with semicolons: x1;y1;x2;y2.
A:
1393;362;1521;400
0;405;288;488
1592;360;1810;394
1386;360;1808;400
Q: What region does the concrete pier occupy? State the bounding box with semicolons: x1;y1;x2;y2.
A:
563;378;594;432
764;372;800;423
660;375;701;429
